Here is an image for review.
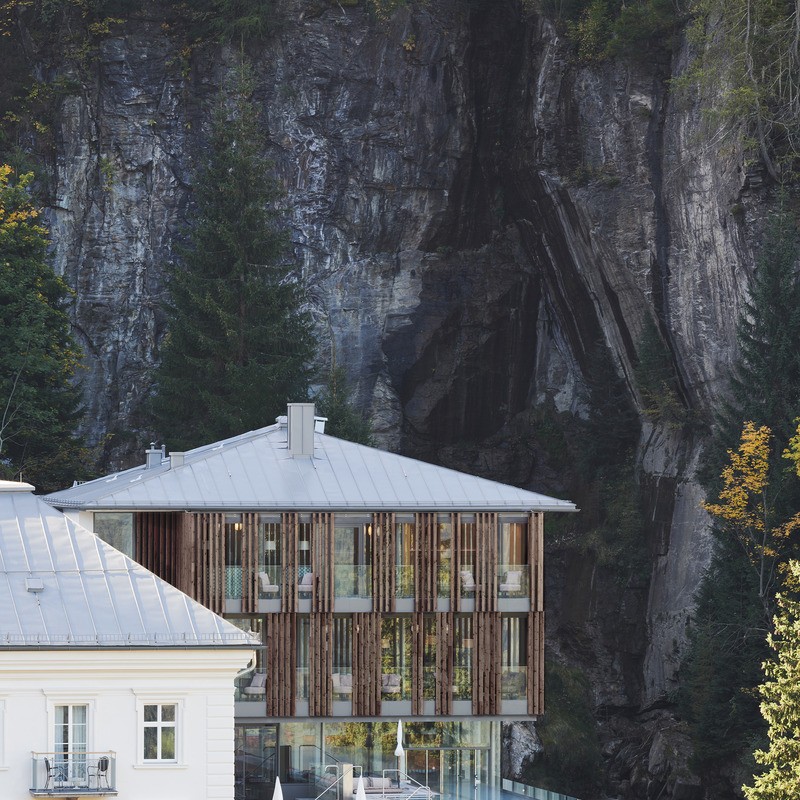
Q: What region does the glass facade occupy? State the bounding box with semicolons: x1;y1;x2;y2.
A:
380;617;411;700
395;521;415;597
334;518;372;599
499;521;529;597
260;518;281;597
93;512;133;558
501;616;528;700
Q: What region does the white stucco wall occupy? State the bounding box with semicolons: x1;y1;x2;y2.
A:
0;647;253;800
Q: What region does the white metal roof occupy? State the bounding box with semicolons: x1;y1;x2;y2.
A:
45;422;576;513
0;481;256;648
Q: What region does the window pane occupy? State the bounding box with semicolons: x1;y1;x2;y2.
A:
144;705;157;722
161;727;175;760
94;513;134;557
161;704;176;722
144;727;157;760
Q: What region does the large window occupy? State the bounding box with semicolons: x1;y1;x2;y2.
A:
395;521;415;597
260;517;281;597
226;515;243;599
55;704;87;782
453;616;472;700
93;513;133;557
143;704;176;761
230;617;265;701
499;521;528;596
501;616;527;699
296;617;310;700
332;617;353;699
334;518;371;599
381;617;411;699
438;520;452;598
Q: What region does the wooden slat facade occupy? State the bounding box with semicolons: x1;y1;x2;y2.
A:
308;613;333;716
529;511;544;611
372;512;396;612
135;512;181;587
527;610;545;715
264;613;296;717
435;611;454;715
472;612;501;715
474;512;498;612
414;513;439;612
450;513;462;609
179;512;225;614
177;512;196;597
311;513;334;612
281;512;299;612
352;612;382;716
241;512;260;613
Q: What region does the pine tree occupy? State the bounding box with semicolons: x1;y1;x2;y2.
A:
0;165;86;491
152;68;315;450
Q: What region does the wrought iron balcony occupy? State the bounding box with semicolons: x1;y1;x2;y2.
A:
30;752;117;796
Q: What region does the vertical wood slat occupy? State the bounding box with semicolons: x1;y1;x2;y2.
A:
281;513;299;612
264;613;296;717
187;513;224;614
241;512;259;613
414;513;439;612
411;612;426;715
472;612;501;715
312;513;334;612
529;512;544;611
435;612;453;715
309;613;333;716
353;612;382;716
474;512;498;612
135;512;181;587
177;512;195;597
527;610;545;715
450;513;462;610
372;512;397;612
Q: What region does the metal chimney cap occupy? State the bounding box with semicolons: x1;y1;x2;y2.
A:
26;577;45;593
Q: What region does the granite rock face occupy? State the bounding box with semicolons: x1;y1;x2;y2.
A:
20;0;768;794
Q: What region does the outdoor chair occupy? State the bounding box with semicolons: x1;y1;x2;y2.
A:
298;571;314;595
459;570;476;593
258;571;280;595
44;756;68;789
332;672;353;695
499;570;523;594
243;671;267;696
88;756;111;789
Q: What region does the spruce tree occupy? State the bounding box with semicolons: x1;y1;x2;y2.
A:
0;165;86;491
152;69;315;450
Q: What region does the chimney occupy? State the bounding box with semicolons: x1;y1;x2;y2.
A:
314;416;328;434
145;443;163;469
287;403;315;457
170;451;185;468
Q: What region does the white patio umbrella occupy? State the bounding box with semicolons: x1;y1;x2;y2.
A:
356;774;368;800
394;719;405;781
272;775;284;800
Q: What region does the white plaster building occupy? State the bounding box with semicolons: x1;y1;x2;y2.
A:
0;480;256;799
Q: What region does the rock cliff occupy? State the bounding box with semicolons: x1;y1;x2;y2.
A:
6;0;772;795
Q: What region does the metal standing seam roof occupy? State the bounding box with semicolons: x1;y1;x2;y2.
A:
0;481;257;648
44;422;577;513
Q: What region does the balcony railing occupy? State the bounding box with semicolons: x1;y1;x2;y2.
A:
498;564;529;596
31;752;117;796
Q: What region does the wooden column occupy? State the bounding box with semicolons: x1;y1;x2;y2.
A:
281;513;299;612
372;512;397;612
435;612;453;715
241;512;260;613
264;613;296;717
527;610;545;715
414;513;439;612
474;512;498;612
177;512;196;597
352;612;382;716
183;513;224;614
309;613;333;717
450;513;462;610
472;612;501;715
311;512;334;612
529;512;544;611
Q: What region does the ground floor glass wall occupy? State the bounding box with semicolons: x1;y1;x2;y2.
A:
235;721;500;800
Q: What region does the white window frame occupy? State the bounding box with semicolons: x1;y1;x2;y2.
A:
134;695;185;768
44;695;96;754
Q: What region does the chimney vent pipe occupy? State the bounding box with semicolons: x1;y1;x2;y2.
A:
145;443;163;469
287;403;315;457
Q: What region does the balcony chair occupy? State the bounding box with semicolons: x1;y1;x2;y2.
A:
258;571;280;595
243;671;267;696
88;756;111;789
332;672;353;695
459;570;476;593
499;570;523;594
44;756;68;790
381;673;402;694
298;571;314;595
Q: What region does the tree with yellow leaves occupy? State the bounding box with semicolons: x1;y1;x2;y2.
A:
702;422;799;620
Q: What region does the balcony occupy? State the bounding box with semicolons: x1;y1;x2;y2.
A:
30;752;117;796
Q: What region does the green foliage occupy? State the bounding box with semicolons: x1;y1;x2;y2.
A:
635;315;689;426
744;560;800;800
524;662;602;796
0;165;88;491
314;367;372;445
151;65;315;451
677;0;800;178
